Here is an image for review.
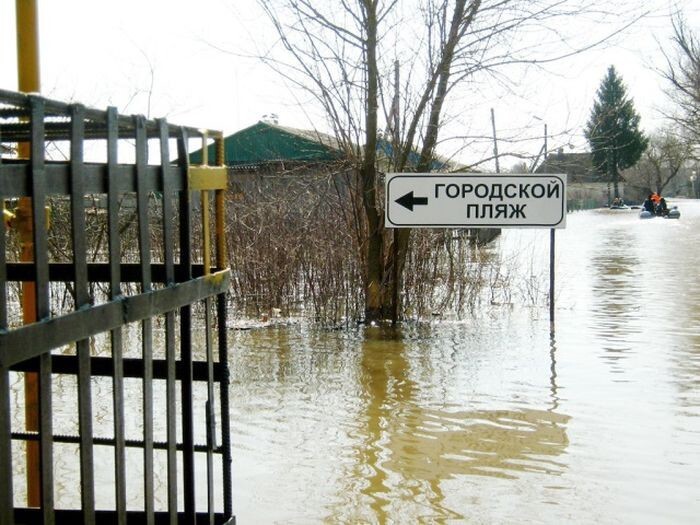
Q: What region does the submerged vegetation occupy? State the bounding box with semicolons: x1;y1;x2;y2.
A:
224;171;548;325
2;173;549;328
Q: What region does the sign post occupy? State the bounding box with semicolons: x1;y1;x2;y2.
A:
385;172;566;322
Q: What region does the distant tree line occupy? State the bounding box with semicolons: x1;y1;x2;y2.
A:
586;12;700;200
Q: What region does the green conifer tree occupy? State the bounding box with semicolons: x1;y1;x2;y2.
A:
585;66;648;200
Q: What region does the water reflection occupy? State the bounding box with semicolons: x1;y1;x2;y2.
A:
550;330;560;412
589;228;643;369
330;326;570;522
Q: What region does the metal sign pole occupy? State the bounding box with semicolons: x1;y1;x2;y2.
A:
550;228;555;328
542;123;555;329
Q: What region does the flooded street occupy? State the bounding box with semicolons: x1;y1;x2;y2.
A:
229;201;700;523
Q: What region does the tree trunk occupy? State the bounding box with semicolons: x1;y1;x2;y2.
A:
361;0;384;323
386;0;475;323
612;150;620;199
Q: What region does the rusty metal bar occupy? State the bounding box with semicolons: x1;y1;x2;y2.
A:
213;134;232;518
215;135;227;272
200;132;211;274
11;432;224;454
70;103;96;525
158;118;178;525
215;190;226;270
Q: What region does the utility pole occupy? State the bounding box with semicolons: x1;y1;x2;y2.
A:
490;108;500;173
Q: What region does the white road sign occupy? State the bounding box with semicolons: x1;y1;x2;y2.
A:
385;173;567;229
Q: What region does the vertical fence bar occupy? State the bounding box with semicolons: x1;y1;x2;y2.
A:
135;116;154;525
30;96;54;525
214;135;233;520
0;364;11;525
0;130;6;330
158;119;178;525
177;128;196;524
70;104;96;525
106;107;127;525
216;294;232;520
200;135;216;525
0;136;11;525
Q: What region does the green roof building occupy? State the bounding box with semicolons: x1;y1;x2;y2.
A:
190;121;345;168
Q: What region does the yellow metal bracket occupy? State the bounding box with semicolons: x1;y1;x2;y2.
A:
3;206;16;228
188;166;227;191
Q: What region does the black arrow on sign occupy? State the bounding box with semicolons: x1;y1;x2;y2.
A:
395;191;429;211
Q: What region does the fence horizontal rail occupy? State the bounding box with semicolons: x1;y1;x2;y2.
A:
11;432;223;454
0;162;190;197
0;88;222;140
13;508;235;525
11;355;227;383
6;263;214;283
0;270;230;367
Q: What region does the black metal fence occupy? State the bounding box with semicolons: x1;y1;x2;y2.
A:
0;89;233;524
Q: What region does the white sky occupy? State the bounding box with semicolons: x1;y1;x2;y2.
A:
1;0;699;169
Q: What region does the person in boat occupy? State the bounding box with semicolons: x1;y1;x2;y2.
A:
611;197;621;207
656;196;669;216
643;194;656;214
651;192;661;207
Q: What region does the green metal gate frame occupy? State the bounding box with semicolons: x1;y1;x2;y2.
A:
0;89;233;524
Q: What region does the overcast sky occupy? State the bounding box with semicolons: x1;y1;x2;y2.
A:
1;0;699;169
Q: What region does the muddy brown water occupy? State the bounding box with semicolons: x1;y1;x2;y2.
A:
10;200;700;523
229;201;700;523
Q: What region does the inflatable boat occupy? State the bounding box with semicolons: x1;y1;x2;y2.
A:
639;206;680;220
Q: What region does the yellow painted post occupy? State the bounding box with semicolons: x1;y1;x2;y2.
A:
15;0;41;508
201;133;211;275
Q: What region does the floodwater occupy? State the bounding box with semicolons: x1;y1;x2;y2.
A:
229;201;700;523
8;201;700;523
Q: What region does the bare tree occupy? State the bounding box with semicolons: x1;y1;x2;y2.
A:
660;15;700;143
254;0;647;323
624;126;694;196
